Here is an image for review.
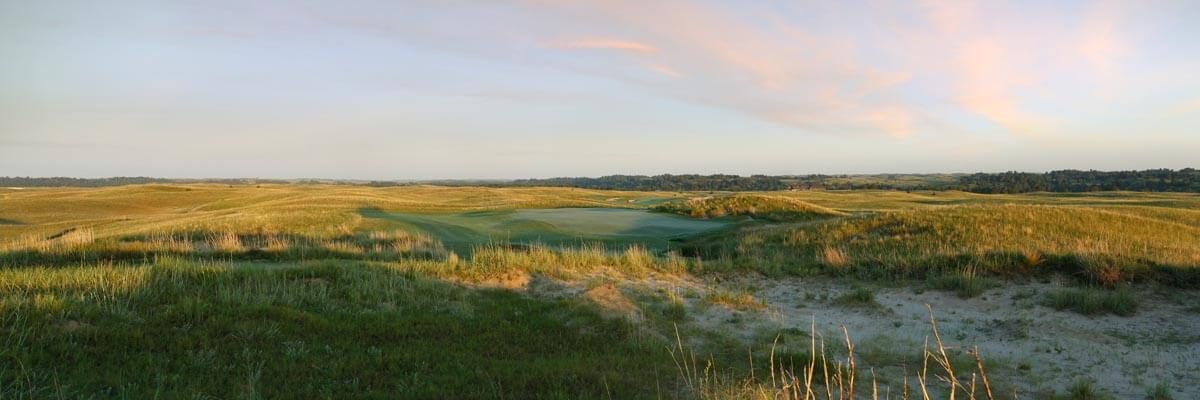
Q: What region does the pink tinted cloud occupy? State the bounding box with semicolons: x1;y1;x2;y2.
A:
1077;1;1126;81
953;38;1042;134
548;38;657;54
914;0;1052;135
866;106;916;138
536;1;917;137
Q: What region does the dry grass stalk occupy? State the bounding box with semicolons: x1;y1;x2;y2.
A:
819;246;849;269
674;307;995;400
209;231;242;253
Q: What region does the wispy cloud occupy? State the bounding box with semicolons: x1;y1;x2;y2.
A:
5;0;1197;179
1076;1;1127;85
530;1;917;137
952;37;1044;135
547;38;656;54
233;0;1171;140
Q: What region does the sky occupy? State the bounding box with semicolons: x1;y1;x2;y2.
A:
2;0;1198;180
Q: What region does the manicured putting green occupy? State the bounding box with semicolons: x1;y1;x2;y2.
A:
360;207;732;251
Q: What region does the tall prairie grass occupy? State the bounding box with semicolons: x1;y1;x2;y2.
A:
683;204;1200;287
654;194;845;221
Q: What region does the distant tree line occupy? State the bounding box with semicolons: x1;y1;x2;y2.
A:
0;177;172;187
504;174;923;191
4;169;1198;193
508;174;790;191
956;169;1200;194
0;177;290;187
503;169;1200;193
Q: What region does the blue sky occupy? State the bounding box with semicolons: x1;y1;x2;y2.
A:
2;0;1198;179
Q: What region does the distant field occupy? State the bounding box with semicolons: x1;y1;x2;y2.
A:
2;184;1197;284
2;185;1198;277
0;184;684;240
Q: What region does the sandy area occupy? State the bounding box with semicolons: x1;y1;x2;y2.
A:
513;272;1200;399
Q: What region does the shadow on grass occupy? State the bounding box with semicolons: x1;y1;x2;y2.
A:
0;230;449;267
356;206;736;255
0;259;670;399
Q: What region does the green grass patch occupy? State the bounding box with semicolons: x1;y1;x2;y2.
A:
1046;378;1113;400
0;259;671;399
1147;382;1175;400
928;272;995;298
359;207;731;253
834;285;880;308
1045;286;1139;316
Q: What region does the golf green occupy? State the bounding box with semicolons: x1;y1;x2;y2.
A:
359;207;733;252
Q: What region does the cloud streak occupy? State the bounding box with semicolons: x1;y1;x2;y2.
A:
527;1;918;137
3;0;1198;178
547;38;656;54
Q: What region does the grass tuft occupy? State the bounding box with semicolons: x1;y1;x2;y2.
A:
1146;382;1174;400
928;267;994;298
704;288;765;311
1045;286;1138;316
833;285;879;308
1048;378;1113;400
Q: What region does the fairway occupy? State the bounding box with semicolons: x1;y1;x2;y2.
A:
360;207;733;252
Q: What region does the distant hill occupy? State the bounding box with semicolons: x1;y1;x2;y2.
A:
4;168;1198;193
0;176;317;187
493;169;1200;193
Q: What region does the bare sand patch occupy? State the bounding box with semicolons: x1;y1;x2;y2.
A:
529;273;1199;398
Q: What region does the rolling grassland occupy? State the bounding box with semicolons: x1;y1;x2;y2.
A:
1;185;1198;398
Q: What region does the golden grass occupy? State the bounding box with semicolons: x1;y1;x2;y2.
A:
3;185;1199;285
703;288;766;311
0;184;683;241
817;246;849;269
655;194;846;220
766;204;1200;274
